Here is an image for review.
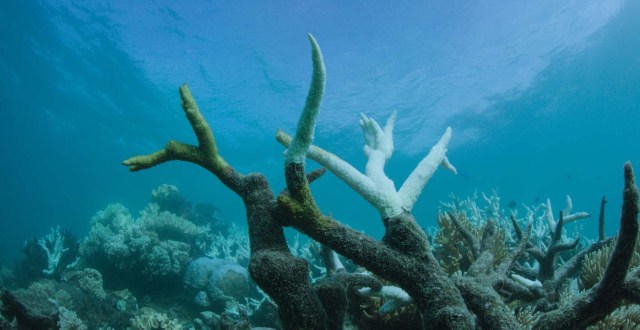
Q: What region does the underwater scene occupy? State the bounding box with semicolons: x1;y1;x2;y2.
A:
2;1;640;329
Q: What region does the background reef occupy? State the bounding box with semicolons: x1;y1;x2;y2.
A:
3;177;639;329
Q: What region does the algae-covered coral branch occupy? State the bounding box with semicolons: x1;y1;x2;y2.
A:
285;34;326;165
124;35;329;330
123;83;244;194
278;163;475;329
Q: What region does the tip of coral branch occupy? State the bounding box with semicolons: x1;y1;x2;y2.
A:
385;111;397;130
121;160;137;172
179;83;191;95
625;162;635;184
442;156;457;175
179;83;190;97
307;33;319;50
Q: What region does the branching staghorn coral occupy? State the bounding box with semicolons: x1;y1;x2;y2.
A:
277;111;456;219
434;211;508;275
123;34;640;330
527;212;581;282
440;191;512;230
531;163;640;329
434;212;473;274
38;227;70;276
544;195;590;228
438;191;591;260
447;216;535;329
499;209;613;315
439;190;608;309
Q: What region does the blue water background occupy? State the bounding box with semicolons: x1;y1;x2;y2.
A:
1;1;638;263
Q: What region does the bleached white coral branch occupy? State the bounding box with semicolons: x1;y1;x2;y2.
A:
38;226;69;275
562;195;590;223
358;285;414;315
546;198;556;229
329;249;345;272
397;127;456;215
510;273;542;290
545;195;590;228
278;113;455;218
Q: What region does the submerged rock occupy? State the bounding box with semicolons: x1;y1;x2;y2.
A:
184;257;250;311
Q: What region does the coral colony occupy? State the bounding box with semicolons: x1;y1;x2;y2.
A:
2;35;640;329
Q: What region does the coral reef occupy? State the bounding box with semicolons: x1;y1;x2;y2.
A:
0;272;138;329
119;34;640;329
151;184;227;232
131;307;183;330
57;306;88;330
61;268;107;299
79;199;211;293
434;211;508;275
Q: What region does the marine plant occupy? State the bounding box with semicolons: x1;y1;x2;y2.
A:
123;34;640;329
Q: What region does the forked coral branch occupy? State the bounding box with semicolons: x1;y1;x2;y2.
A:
123;83;245;194
123;34;330;330
277;113;456;218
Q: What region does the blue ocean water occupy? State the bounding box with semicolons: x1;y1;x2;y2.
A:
0;0;638;273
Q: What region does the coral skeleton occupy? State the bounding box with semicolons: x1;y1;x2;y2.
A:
510;273;542;290
122;34;640;330
358;285;413;315
278;111;456;218
38;226;69;276
545;195;590;228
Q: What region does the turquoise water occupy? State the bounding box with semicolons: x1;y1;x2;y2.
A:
0;0;638;274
